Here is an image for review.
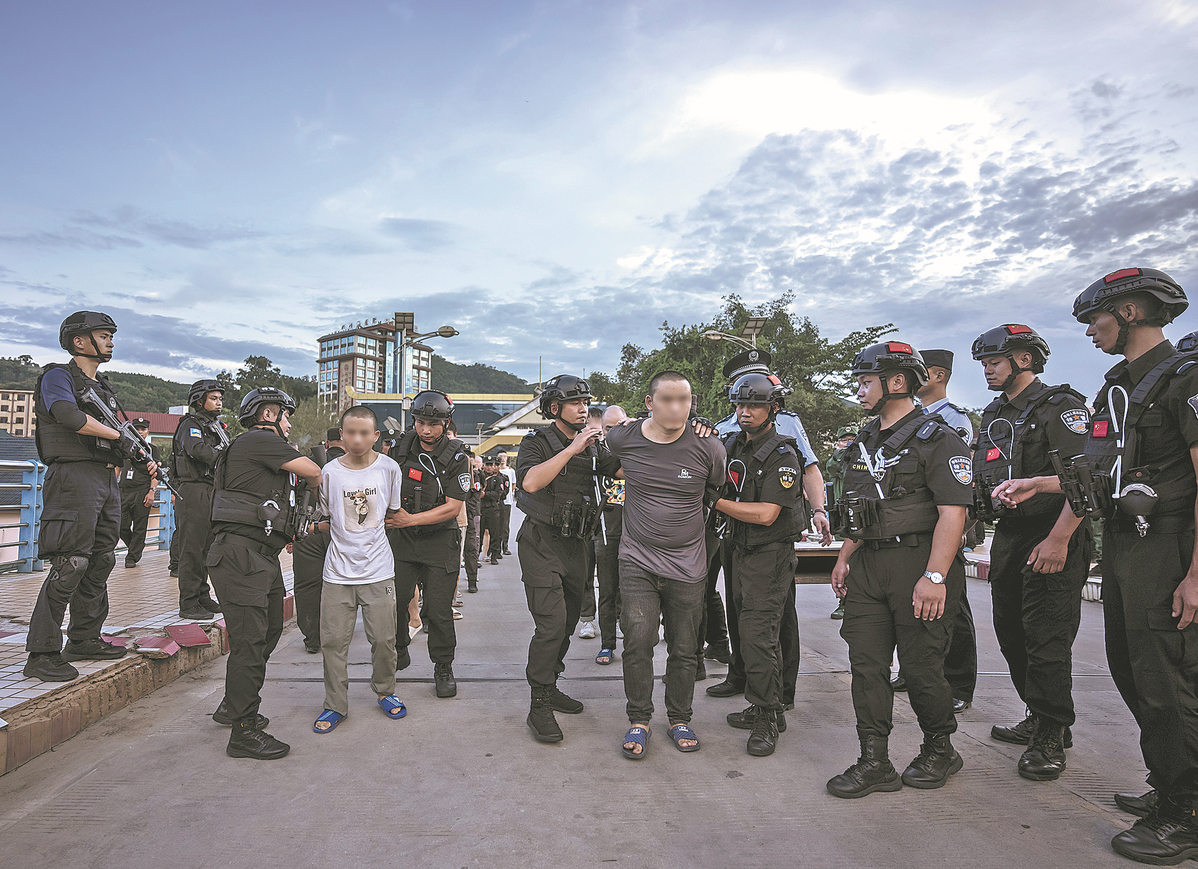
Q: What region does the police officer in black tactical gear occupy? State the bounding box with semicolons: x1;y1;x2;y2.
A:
712;370;815;757
118;418;159;567
997;269;1198;864
481;455;508;563
826;341;972;799
387;390;471;699
207;386;320;759
290;440;333;654
516;374;621;743
970;324;1092;781
23;311;153;682
172;378;228;619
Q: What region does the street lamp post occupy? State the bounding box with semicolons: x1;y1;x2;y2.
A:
703;316;770;351
393;318;459;431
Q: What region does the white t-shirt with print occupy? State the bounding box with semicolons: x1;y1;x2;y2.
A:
501;467;517;505
319;452;404;585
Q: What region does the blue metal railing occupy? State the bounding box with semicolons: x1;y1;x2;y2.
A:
0;460;175;574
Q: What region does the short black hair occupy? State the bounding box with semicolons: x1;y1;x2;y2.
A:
341;406;378;428
648;370;691;396
588;406;604;420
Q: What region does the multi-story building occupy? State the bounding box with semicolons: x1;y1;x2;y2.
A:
316;315;435;413
0;389;35;438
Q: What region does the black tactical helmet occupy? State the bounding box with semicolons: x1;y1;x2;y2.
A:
188;378;224;408
539;374;593;419
410;389;454;421
59;311;118;360
1178;331;1198;354
851;341;929;388
1073;267;1187;326
728;372;792;406
239;386;297;427
971;324;1050;391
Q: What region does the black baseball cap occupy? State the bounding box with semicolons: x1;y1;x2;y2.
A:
919;349;954;372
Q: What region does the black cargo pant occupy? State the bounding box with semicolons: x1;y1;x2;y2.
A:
898;577;977;702
291;527;329;647
463;514;480;585
699;535;730;651
27;461;121;653
392;531;460;665
726;546;801;705
517;520;587;688
481;508;503;559
176;480;217;610
1103;522;1198;803
840;533;964;739
206;533;285;723
580;543;598;622
727;540;798;712
594;532;622;649
500;502;512;552
118;484;152;563
990;516;1091;726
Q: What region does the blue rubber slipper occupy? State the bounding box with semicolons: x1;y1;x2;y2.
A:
313;709;346;734
670;723;701;752
622;726;651;760
378;695;406;718
596;648;614;665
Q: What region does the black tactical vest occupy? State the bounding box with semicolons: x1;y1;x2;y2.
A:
210;430;294;537
392;430;465;532
515;425;602;538
834;413;947;539
1084;351;1198;518
973;383;1085;520
33;361;121;464
721;429;806;547
171;411;226;482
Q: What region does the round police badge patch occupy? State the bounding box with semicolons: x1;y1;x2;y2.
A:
457;473;471;491
1060;408;1089;434
779;466;798;489
949;456;973;485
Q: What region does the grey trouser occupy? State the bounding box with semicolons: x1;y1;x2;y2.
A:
320;578;398;715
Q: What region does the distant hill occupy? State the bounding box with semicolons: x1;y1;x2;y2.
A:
430;354;533;394
0;355;188;412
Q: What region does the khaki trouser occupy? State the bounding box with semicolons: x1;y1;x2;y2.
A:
320;578;398;715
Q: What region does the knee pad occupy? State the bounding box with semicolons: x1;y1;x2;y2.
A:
49;555;90;592
91;550;117;578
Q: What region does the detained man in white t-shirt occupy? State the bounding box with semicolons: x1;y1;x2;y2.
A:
312;407;406;733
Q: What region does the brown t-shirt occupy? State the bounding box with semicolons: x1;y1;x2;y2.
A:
605;419;726;581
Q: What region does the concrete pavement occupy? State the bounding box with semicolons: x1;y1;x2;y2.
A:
0;519;1151;869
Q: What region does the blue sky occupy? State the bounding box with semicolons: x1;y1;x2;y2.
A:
2;0;1196;407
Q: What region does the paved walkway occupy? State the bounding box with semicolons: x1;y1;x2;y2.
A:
0;513;1149;869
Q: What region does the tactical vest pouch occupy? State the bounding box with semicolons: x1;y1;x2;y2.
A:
833;491;939;540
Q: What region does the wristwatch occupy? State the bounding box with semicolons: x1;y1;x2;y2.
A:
922;570;945;585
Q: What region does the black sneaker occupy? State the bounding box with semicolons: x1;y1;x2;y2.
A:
303;638;321;654
179;608;216;621
23;652;79;681
706;678;745;698
547;684;583;714
199;598;223;614
124;559;138;568
703;644;732;664
61;637;127;661
434;662;457;698
396;646;411;671
226;721;290;760
212;699;270;728
728;704;787;733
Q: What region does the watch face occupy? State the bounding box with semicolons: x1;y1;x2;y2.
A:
926;571;944;584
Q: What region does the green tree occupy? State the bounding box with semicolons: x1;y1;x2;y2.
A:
589;293;893;453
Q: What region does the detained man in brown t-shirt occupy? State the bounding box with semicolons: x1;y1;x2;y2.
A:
605;371;726;758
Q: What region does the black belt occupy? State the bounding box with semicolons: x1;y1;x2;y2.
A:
860;531;934;550
1108;513;1196;535
214;531;281;557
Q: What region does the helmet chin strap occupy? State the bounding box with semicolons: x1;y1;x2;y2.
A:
1103;304;1155;356
554;405;585;432
865;377;913;417
992;353;1029;392
741;404;778;435
74;333;112;363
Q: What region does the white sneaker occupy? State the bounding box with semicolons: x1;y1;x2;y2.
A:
579;621;596;639
616;624;624;640
409;624;423;640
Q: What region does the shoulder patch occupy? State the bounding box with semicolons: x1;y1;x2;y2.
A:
1060;408;1090;434
457;472;471;491
949;455;973;485
778;466;798;489
1188;394;1198;420
189;427;202;438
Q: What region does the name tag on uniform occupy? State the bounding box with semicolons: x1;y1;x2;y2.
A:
126;468;135;480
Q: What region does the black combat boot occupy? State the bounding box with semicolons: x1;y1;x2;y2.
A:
527;687;564;743
901;732;963;789
827;735;902;798
226;719;290;760
1111;796;1198;865
727;704;787;733
61;637;127;661
434;662;457;698
1116;785;1161;818
992;711;1073;747
467;580;478;593
547;682;584;714
706;677;745;698
746;706;779;757
1018;716;1066;781
23;652;79;681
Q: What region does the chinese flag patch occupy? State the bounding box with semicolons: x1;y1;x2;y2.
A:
408;468;423;481
1092;420;1109;438
729;469;740;486
986;447;1001;462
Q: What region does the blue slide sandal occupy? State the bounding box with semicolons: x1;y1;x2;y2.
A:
596;648;614;665
670;723;701;752
622;726;651;760
313;709;346;734
378;695;407;719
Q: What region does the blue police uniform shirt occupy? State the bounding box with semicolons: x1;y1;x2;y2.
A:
715;409;819;468
923;397;974;443
40;367;78;409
